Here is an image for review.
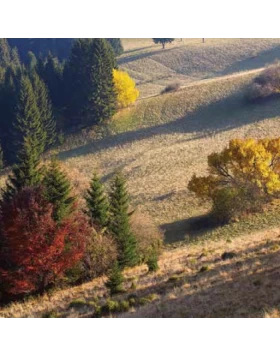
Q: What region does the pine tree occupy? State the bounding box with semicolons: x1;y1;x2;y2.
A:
27;51;37;72
1;76;44;202
109;173;138;268
0;39;11;67
31;72;56;147
105;262;124;295
152;38;175;49
106;39;124;57
42;159;75;222
65;38;117;127
11;75;45;162
85;172;109;227
3;136;42;202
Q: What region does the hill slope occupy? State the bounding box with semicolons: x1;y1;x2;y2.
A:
120;38;280;97
58;69;280;242
2;226;280;318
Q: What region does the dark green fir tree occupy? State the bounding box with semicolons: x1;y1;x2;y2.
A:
65;38;117;127
42;159;75;222
31;72;56;147
105;261;124;295
85;172;109;227
109;173;138;268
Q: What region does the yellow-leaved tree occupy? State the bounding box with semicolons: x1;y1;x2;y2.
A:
188;138;280;222
113;69;139;108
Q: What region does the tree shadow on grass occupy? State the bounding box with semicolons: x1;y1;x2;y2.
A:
58;85;280;163
120;242;280;318
160;213;220;244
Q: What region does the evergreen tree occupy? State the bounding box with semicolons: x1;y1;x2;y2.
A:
0;39;11;67
106;39;124;56
147;250;159;272
65;38;117;127
31;72;56;147
3;136;42;202
42;159;75;222
109;173;138;268
41;53;64;107
10;47;21;67
85;172;109;227
27;51;37;72
10;75;45;163
105;262;124;295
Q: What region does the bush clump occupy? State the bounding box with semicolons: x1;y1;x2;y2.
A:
161;82;180;94
247;62;280;101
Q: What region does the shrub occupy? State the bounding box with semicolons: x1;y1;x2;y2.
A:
247;62;280;101
0;186;89;298
146;251;159;272
188;138;280;223
161;82;180;94
130;211;163;264
105;262;124;295
82;227;118;280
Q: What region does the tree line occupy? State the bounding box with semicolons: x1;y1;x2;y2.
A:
0;38;137;168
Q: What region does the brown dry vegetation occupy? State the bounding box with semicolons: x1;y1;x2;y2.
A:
120;38;280;97
2;226;280;318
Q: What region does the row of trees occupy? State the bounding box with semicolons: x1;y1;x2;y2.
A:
0;156;161;300
0;38;138;168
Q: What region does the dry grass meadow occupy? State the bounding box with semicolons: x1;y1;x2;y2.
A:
2;38;280;317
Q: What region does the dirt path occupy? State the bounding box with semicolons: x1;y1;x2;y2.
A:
139;67;264;101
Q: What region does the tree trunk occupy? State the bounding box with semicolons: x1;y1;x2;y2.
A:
162;43;165;49
202;38;205;43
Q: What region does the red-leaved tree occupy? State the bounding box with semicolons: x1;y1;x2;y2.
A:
0;186;90;297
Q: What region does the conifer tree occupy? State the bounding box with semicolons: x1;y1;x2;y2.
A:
31;72;56;147
42;159;75;222
11;75;45;161
27;51;37;72
85;172;109;227
105;262;124;295
0;39;11;67
65;38;117;127
2;76;44;202
109;173;138;268
2;136;42;202
106;39;124;57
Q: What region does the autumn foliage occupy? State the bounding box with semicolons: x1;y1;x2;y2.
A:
188;138;280;222
113;69;139;108
0;187;89;297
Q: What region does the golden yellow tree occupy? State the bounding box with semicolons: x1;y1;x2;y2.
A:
113;69;139;108
188;138;280;222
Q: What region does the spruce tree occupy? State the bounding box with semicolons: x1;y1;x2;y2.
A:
85;172;109;227
10;75;45;162
0;143;3;169
109;173;138;268
31;72;56;147
0;39;11;67
65;38;117;127
106;39;124;56
42;159;75;222
3;136;42;202
105;262;124;295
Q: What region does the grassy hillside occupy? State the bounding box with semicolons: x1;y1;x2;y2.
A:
58;69;280;242
2;223;280;318
120;38;280;97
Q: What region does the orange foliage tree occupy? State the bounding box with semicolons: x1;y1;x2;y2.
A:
188;138;280;222
0;186;90;297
